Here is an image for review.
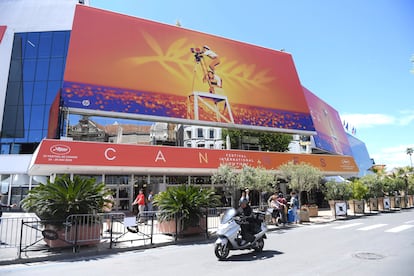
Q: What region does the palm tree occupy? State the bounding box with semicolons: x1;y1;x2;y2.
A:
407;147;413;168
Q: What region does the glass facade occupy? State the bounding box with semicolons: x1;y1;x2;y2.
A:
0;31;70;154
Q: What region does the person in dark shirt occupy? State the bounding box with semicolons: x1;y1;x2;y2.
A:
236;199;255;243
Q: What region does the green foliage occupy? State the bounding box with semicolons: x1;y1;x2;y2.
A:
278;162;323;193
222;128;292;152
21;175;109;223
211;164;277;193
211;164;239;188
153;185;220;228
323;181;352;201
359;174;383;198
351;179;368;200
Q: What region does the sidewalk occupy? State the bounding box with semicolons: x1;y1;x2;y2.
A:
0;209;336;265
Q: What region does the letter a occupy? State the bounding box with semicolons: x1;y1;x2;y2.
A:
155;150;166;162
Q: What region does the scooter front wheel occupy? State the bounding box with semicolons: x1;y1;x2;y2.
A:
214;243;230;260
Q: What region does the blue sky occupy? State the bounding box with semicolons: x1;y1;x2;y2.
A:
90;0;414;170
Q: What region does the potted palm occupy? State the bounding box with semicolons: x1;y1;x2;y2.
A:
21;175;110;248
153;184;220;235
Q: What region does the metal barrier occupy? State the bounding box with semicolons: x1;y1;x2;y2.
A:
1;208;242;261
0;216;40;249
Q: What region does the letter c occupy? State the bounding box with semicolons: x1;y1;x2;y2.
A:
105;148;116;160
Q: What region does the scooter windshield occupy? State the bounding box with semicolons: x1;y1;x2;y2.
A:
221;208;237;224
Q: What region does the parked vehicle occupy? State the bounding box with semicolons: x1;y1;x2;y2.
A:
214;208;267;260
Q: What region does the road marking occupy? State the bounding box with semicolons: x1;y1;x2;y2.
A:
404;220;414;224
357;224;387;231
385;225;414;233
332;223;363;229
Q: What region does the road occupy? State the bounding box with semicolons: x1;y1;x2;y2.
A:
1;209;413;276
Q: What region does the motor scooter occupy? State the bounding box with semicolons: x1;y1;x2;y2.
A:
214;208;267;260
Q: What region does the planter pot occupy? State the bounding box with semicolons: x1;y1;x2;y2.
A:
390;196;401;209
301;206;318;217
299;209;310;222
157;217;206;235
408;195;413;207
377;197;389;211
382;197;391;210
43;223;101;248
329;200;347;217
400;196;408;208
348;200;364;214
366;198;378;211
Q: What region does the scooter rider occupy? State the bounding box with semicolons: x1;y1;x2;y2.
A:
236;198;256;244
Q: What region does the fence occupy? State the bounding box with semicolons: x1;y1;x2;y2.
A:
0;208;233;261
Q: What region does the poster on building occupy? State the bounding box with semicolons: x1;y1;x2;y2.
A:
304;87;352;155
61;5;315;134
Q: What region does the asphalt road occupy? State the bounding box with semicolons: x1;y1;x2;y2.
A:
1;209;413;276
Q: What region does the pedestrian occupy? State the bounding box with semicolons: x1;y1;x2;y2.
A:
268;194;282;225
132;189;146;223
277;192;287;224
239;189;250;204
289;191;299;224
102;191;114;232
147;190;154;212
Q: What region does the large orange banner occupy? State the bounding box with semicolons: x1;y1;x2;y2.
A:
29;139;359;175
61;5;315;133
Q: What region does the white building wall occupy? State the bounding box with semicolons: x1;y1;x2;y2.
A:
183;125;223;149
0;0;84;131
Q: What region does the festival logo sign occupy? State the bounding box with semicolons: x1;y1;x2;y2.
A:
62;5;315;134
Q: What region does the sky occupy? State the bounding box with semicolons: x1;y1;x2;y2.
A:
89;0;414;171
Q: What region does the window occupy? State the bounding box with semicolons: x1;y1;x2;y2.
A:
197;128;203;138
1;31;70;153
209;129;215;139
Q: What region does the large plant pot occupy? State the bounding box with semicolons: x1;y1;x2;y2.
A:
301;206;318;217
157;216;206;235
329;200;347;217
408;195;413;207
348;200;365;215
377;197;385;210
400;196;408;208
299;209;310;222
42;223;101;248
390;196;400;209
365;198;378;211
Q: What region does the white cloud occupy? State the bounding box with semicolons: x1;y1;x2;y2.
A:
341;111;414;128
341;113;395;128
370;144;414;170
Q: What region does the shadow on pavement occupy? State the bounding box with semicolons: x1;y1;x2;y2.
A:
222;249;284;262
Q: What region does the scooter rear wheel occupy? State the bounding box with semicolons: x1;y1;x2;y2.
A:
214;243;230;260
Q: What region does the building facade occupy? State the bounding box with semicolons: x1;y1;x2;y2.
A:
0;1;369;209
